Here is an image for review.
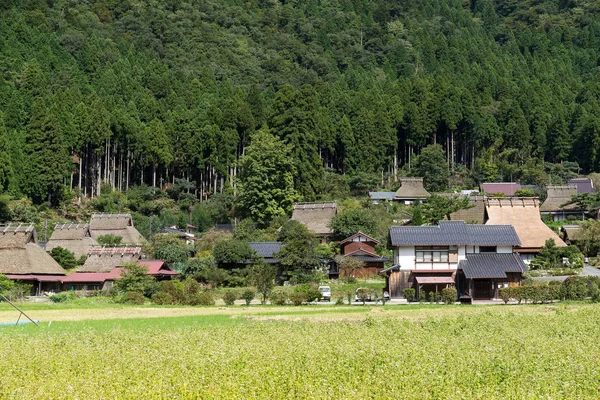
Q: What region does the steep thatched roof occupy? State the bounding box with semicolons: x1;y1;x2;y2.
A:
46;223;98;258
291;202;337;236
0;224;67;275
78;247;142;273
485;198;566;252
540;185;580;213
561;225;582;243
89;214;146;245
394;178;430;199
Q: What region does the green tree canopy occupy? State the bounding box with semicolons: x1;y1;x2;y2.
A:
412;144;449;193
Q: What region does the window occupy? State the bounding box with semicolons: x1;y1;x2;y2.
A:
416;247;449;263
479;246;497;253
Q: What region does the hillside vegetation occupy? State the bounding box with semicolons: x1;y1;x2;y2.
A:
0;0;599;211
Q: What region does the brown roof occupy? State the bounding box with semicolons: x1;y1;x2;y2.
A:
78;247;142;273
46;223;98;258
481;183;521;196
448;195;486;224
395;178;430;199
291;202;337;236
485;198;566;252
540;185;580;212
0;225;67;275
89;214;146;245
561;225;582;242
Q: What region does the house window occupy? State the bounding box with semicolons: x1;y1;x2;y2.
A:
479;246;497;253
416;248;449;263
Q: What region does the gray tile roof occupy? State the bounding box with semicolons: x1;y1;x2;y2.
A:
249;242;283;259
369;192;396;200
458;253;527;279
389;221;521;246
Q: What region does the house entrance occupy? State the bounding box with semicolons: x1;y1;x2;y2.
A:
473;280;492;299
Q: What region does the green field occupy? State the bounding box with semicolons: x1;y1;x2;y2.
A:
1;304;599;399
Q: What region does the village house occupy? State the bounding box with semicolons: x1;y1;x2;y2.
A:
382;221;526;301
0;224;67;295
62;259;178;291
248;242;283;264
370;177;430;204
157;225;199;245
337;232;388;278
568;177;594;194
540;185;585;221
89;213;146;246
448;194;487;224
485;198;567;262
45;223;98;259
561;225;582;245
291;202;337;244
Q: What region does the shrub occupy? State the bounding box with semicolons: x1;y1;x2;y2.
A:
402;288;416;302
49;293;70;303
151;292;174;305
499;287;512;304
188;291;215;306
335;296;345;305
441;287;457;304
295;284;321;303
241;289;255;305
429;291;441;304
289;292;308;306
269;288;288;305
356;288;374;305
222;290;237;306
122;292;145;305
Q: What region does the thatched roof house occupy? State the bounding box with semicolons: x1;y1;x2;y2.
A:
394;178;430;202
45;223;98;258
78;247;142;273
89;213;146;246
540;185;583;221
291;202;337;241
485;198;566;256
0;224;67;294
561;225;582;244
445;195;487;224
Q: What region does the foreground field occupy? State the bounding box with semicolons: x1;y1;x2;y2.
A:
1;304;599;399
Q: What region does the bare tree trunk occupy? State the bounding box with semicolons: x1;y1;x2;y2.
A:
451;130;455;170
78;152;83;204
153;164;157;189
84;146;88;198
200;170;204;201
96;152;101;197
126;150;130;191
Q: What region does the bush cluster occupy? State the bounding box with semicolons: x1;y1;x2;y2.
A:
498;277;600;304
150;279;214;306
402;288;416;302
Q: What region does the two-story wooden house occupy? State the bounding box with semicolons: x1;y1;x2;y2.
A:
338;232;388;278
382;221;527;300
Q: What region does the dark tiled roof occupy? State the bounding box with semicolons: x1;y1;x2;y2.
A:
249;242;283;259
458;253;527;279
389;221;521;246
568;178;594;194
369;192;396;200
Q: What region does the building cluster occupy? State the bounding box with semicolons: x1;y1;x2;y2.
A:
0;177;595;302
0;214;177;295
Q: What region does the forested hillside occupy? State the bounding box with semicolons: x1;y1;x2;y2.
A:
1;0;600;208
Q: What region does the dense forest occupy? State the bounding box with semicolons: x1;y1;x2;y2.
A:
1;0;600;210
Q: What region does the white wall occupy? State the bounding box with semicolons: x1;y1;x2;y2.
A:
397;246;415;270
497;246;512;253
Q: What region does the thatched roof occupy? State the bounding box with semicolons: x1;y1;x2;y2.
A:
46;223;98;258
485;198;566;252
394;178;430;199
540;185;580;212
446;195;487;224
292;202;337;236
0;224;67;275
78;247;142;273
89;214;146;245
561;225;582;243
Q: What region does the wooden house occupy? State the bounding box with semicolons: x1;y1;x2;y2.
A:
89;213;146;246
369;177;430;204
248;242;283;264
485;198;566;263
383;221;525;300
291;202;337;243
78;246;142;273
45;223;98;258
338;232;388;278
540;185;584;221
561;225;582;245
0;224;67;295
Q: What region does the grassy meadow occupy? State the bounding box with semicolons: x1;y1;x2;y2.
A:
1;303;599;399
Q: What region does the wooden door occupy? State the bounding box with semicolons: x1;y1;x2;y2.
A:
473;280;491;299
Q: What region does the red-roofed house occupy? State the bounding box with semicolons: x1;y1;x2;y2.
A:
337;232;388;278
